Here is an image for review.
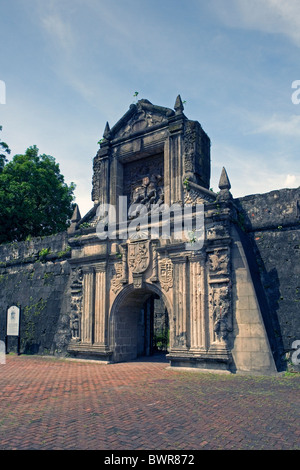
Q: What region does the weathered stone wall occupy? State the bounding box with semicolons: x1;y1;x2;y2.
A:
0;185;299;372
235;188;300;371
0;232;72;355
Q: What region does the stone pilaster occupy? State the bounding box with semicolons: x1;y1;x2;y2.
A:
189;253;207;352
165;110;185;206
172;257;189;350
94;263;107;345
81;266;95;344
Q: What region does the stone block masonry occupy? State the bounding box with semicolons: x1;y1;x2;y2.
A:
0;97;299;376
236;188;300;372
0;232;72;355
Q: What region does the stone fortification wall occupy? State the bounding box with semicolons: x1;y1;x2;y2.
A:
0;186;299;372
235;188;300;371
0;232;72;355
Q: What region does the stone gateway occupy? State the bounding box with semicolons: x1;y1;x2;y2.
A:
0;97;299;374
64;96;285;374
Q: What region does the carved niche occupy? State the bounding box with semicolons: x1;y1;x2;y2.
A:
123;153;164;213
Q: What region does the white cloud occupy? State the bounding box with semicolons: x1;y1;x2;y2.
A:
212;0;300;47
251;114;300;137
41;10;76;55
210;142;300;197
284;174;297;187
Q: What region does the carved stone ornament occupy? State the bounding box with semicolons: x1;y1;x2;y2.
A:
158;259;173;291
133;274;143;289
110;262;124;294
207;224;228;240
209;286;232;342
115;108;164;140
70;267;83;341
208;249;229;276
70;297;81;340
128;240;150;274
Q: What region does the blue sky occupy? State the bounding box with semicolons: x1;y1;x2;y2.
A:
1;0;300;216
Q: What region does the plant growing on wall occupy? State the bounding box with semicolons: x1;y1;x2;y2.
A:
183;177;190;191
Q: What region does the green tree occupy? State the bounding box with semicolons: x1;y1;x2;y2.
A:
0;125;11;172
0;145;75;243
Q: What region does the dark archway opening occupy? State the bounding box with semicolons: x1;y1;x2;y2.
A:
140;294;169;358
111;287;169;363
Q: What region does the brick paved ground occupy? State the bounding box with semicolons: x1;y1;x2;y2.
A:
0;354;299;450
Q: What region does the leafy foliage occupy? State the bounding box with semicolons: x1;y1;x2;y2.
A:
0;145;75;244
0;125;11;172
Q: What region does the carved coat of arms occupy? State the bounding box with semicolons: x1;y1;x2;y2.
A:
158;259;173;291
128;240;150;274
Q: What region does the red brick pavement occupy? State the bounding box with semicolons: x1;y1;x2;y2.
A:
0;354;299;450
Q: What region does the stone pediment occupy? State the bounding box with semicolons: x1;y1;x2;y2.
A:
108;99;175;141
184;181;216;205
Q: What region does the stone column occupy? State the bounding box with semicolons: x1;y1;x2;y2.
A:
94;263;107;345
189;253;206;352
81;266;95;344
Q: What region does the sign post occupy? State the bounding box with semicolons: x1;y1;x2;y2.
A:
5;305;21;355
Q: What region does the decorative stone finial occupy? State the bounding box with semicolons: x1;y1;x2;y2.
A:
218;167;231;191
68;204;81;234
103;122;111;139
174;95;184;114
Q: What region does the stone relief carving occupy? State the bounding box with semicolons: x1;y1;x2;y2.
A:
209;285;232;343
183;120;196;174
158;258;173;291
132;274;143;289
110;262;124;294
70;267;83;341
92;158;104;203
115;109;165;139
70;297;82;340
208;249;229;276
184;187;213;205
123;153;164;217
129;174;164;215
128;240;150;274
207;224;229;240
150;244;159;282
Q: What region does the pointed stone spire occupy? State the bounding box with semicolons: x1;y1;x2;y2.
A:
68;204;81;234
174;95;184;114
218;167;231;191
103;121;111;140
71;204;81;223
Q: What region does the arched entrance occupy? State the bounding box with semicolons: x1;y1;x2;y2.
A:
109;284;171;363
